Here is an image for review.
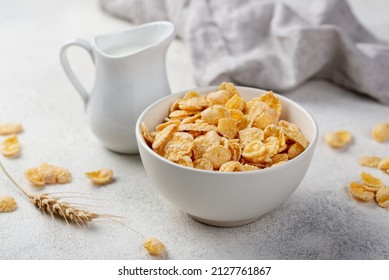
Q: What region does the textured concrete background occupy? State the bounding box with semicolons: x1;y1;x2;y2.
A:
0;0;388;259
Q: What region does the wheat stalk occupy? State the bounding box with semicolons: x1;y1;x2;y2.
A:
0;159;102;226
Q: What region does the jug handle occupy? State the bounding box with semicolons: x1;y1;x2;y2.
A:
60;38;94;105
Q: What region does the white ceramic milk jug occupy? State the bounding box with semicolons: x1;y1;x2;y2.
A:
60;21;175;153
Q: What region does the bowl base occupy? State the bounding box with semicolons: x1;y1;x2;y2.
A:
189;215;262;227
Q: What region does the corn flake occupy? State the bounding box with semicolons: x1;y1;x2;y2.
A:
259;91;282;113
0;196;17;212
203;145;231;169
143;237;165;255
375;186;389;208
219;161;244;172
378;158;389;173
348;181;374;202
372;123;389;142
1;134;21;158
164;132;194;162
193;158;213;170
360;172;384;192
25;162;71;186
0;123;23;135
85;169;113;185
324;130;352;149
359;156;382;168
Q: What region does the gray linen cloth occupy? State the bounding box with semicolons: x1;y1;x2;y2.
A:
100;0;389;104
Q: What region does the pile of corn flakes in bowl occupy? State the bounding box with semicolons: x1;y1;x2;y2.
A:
136;83;318;226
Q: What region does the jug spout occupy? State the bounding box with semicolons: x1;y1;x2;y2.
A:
94;21;176;59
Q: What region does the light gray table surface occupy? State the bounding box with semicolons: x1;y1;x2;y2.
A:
0;0;388;259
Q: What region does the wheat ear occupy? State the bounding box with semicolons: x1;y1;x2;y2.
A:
0;159;101;226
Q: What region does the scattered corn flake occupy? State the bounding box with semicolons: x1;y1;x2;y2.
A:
25;162;71;186
348;181;374;202
324;130;352;149
143;237;165;255
360;172;383;191
1;134;21;158
378;158;389;173
372;123;389;142
0;123;23;135
0;196;17;212
85;169;113;185
375;186;389;208
359;156;382;168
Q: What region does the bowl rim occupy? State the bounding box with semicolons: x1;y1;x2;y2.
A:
136;86;319;176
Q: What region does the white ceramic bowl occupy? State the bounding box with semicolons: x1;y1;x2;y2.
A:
136;86;318;226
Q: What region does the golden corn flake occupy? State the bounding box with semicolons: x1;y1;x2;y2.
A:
178;96;208;111
142;83;308;172
1;134;21;158
0;195;17;212
287;143;305;159
164;132;194;162
348;181;374;202
206;90;230;106
259;91;282;113
152;123;177;150
239;127;264;149
155;120;181;132
193;158;213;170
85;169;113;185
203;145;231;169
178;155;193;168
225;94;245;111
253;108;279;130
0;123;23;135
219;161;244;172
324;130;352;149
143;237;165;255
359;156;382;168
372;123;389;142
360;172;384;191
141;122;154;145
25;162;71;186
378;158;389;173
218;118;238;139
201;105;229;125
219;82;239;97
375;186;389;208
179;121;217;132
